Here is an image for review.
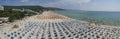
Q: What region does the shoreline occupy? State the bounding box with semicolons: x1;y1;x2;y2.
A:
55;10;120;27
81;20;120;28
0;11;120;30
0;11;119;39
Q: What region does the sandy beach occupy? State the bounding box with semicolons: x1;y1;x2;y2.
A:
0;11;120;39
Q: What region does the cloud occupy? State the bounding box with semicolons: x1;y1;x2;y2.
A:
42;0;92;9
21;0;30;2
67;0;92;3
19;0;93;7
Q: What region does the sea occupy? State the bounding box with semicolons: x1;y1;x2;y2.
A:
54;10;120;26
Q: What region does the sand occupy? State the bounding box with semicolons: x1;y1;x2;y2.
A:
0;11;120;39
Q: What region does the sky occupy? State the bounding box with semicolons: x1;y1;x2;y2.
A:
1;0;120;11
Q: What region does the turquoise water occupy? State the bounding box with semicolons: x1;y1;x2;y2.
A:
54;10;120;26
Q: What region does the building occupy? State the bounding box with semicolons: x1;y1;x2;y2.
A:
0;17;9;24
12;9;24;12
0;5;4;10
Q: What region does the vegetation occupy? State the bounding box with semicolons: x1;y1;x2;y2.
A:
4;6;64;12
12;25;19;29
0;10;36;22
0;6;64;22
